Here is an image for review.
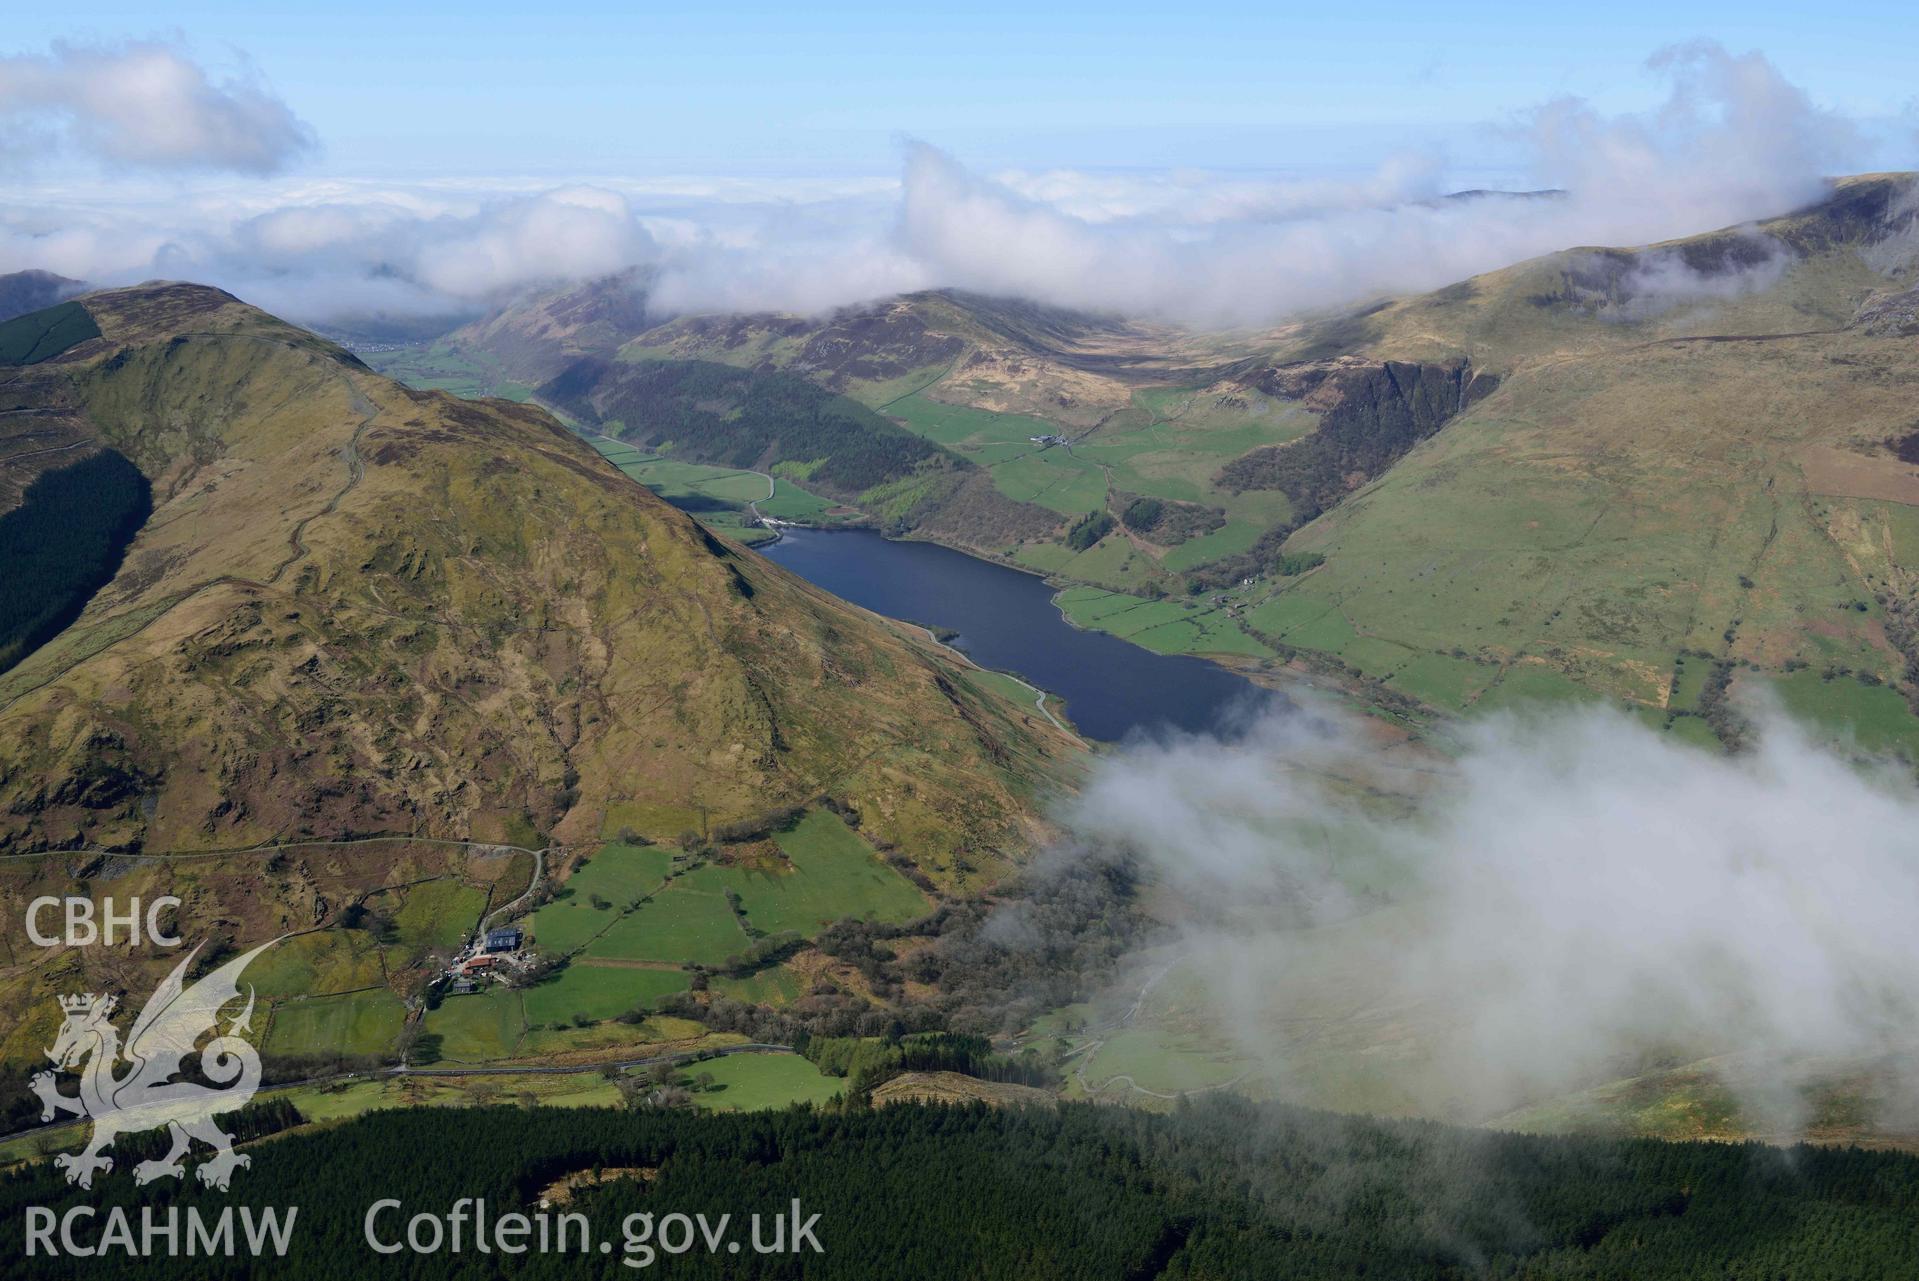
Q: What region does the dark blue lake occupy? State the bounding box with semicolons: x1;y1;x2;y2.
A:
758;528;1272;741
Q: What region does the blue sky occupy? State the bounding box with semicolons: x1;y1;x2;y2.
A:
0;9;1913;327
9;1;1917;176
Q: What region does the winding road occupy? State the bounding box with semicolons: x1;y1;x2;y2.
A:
910;624;1077;738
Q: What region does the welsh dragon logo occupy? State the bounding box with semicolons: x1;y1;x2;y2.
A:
31;940;277;1191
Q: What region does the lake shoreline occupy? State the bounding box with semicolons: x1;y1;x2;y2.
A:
758;526;1274;742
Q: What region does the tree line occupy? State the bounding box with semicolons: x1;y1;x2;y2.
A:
2;1095;1912;1278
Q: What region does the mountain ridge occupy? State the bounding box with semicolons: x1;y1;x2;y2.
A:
0;283;1079;880
418;176;1919;753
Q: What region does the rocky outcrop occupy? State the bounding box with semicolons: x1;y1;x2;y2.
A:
1853;284;1919;337
1218;358;1498;520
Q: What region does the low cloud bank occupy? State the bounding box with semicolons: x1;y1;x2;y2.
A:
893;44;1856;325
1066;704;1919;1128
0;42;1883;329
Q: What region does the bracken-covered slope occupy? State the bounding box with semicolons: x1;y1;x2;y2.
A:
0;284;1080;883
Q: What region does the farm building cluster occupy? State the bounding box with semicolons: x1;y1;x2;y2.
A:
440;924;533;994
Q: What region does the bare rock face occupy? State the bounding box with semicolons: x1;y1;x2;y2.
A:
1219;358;1497;516
1854;284;1919;337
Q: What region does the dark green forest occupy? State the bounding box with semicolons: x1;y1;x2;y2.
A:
4;1097;1915;1278
0;450;151;672
539;357;962;499
0;301;100;365
1064;509;1113;551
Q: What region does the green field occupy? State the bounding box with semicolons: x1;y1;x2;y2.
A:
362;343;536;400
1079;1025;1252;1096
264;988;406;1059
1668;653;1712;712
527;816;929;980
279;1071;627;1127
757;477;839;521
605;451;772;505
1387;652;1501;712
385;877;486;956
522;962;691;1026
530;842;676;954
711;968;805;1006
517;1014;715;1059
582;871;750;965
682;1052;844;1112
1474;662;1610;712
885;394;1107;515
588;438;801;546
247;930;388;999
1762;668;1919;761
739;810;929;935
423;986;525;1062
1053;585;1273;659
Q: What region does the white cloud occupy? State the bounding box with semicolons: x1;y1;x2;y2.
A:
0;41;314;174
1522;42;1858;237
886;44;1863;326
1065;703;1919;1129
411;186;654;298
0;41;1886;330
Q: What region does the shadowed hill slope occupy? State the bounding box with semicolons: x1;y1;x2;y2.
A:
0;269;83;325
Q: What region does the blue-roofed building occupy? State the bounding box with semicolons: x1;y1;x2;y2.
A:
483;926;523;953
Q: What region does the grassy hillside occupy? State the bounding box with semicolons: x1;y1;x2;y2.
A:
1228;174;1919;750
439;267;653;384
545;355;948;497
445;288;1249;566
0;285;1089;1087
0;284;1078;868
440;177;1919;758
